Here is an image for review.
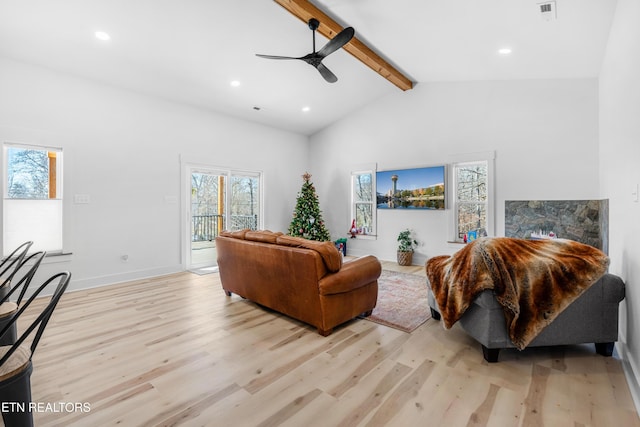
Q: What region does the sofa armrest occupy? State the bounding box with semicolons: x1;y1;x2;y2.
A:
598;273;625;303
472;290;503;310
318;255;381;296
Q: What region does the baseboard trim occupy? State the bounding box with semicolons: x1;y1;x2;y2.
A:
66;264;184;293
347;249;427;268
617;341;640;415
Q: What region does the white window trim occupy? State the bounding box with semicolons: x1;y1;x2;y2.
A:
448;151;495;242
350;163;377;239
3;141;65;255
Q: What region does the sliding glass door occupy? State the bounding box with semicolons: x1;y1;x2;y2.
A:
185;164;262;270
229;173;260;232
190;169;226;269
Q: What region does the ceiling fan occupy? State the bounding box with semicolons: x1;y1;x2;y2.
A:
256;18;355;83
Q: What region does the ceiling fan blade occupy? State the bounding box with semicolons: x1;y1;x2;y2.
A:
316;63;338;83
255;54;300;60
317;27;354;58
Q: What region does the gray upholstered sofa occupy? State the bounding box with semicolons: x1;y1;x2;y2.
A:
427;273;625;362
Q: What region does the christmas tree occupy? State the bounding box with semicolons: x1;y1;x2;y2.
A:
288;172;331;241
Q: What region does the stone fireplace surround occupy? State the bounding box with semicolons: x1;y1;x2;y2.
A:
505;199;609;254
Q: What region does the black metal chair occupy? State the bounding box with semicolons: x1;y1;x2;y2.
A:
0;242;34;300
0;251;47;346
0;271;71;427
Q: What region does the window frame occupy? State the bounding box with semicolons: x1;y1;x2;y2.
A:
228;170;262;231
449;152;495;242
3;142;64;255
350;166;376;238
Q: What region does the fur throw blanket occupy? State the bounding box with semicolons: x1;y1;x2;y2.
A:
426;237;609;349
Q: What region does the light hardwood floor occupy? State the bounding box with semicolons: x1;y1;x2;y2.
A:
12;261;640;426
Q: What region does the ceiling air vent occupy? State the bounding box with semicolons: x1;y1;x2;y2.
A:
538;1;557;21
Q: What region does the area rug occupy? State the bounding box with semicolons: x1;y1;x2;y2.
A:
365;270;431;333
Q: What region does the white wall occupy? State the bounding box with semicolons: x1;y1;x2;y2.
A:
599;0;640;409
310;78;600;264
0;57;308;291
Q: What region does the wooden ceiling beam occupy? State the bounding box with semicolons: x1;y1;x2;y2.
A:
273;0;414;91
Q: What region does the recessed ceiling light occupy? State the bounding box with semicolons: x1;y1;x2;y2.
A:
95;31;111;41
230;80;241;87
302;106;311;112
498;48;512;55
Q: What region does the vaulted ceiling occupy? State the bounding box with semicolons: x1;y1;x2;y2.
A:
0;0;617;135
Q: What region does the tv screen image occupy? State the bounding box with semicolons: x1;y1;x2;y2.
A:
376;165;445;210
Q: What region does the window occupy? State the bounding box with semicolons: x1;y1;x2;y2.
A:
3;143;63;254
229;172;261;231
351;169;375;236
453;160;491;241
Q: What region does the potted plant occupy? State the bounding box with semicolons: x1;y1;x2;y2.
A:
397;229;418;266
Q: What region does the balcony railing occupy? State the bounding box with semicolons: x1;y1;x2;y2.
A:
191;214;258;242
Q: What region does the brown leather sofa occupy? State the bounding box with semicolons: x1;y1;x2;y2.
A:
216;229;381;336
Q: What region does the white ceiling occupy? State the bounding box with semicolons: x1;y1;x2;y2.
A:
0;0;618;136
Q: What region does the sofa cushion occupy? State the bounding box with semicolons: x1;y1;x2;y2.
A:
220;229;250;239
276;235;342;273
245;230;283;244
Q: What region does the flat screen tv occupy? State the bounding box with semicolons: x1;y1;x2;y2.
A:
376;165;445;210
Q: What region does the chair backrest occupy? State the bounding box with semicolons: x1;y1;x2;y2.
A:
0;271;71;366
0;241;34;287
0;251;46;306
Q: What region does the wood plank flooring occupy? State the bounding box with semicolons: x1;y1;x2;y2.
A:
9;261;639;426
